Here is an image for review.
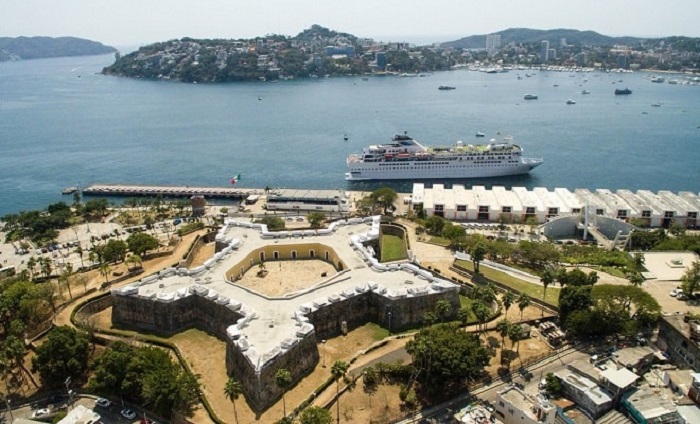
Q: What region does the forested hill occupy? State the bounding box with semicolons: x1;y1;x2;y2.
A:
442;28;643;49
0;36;117;61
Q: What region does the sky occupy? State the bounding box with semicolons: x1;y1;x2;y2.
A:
3;0;699;49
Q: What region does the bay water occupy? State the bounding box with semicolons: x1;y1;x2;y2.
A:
1;54;699;216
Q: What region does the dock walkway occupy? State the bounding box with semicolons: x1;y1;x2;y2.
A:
83;184;264;199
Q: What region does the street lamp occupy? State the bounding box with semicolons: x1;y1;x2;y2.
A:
388;312;392;335
5;397;12;421
322;339;327;368
65;377;73;410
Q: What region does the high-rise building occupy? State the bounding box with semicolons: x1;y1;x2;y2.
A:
375;51;387;70
486;34;501;57
540;40;550;62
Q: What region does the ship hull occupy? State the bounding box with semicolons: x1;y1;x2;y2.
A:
345;160;542;181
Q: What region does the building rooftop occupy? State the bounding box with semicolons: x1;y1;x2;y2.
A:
555;369;613;406
614;346;654;370
600;367;639;390
624;387;680;421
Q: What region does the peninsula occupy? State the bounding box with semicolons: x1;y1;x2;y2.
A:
101;25;700;83
0;36;116;61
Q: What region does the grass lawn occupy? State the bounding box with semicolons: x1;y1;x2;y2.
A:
381;234;407;262
454;259;560;306
366;322;390;341
428;236;451;246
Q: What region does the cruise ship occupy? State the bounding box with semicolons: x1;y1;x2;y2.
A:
345;132;543;181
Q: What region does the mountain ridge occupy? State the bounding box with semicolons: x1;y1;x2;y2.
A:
0;36;117;61
441;27;645;49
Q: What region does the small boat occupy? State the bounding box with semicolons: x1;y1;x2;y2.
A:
651;103;661;107
343;133;349;140
62;186;79;195
614;88;632;95
475;131;485;137
566;99;576;105
581;89;591;94
438;85;456;90
523;94;538;100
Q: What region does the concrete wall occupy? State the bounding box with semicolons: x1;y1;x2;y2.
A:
112;293;243;337
225;331;319;412
112;285;459;412
224;243;346;281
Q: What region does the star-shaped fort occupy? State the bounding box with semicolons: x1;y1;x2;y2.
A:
111;216;460;411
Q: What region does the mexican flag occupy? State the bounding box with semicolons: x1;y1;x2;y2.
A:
230;173;241;185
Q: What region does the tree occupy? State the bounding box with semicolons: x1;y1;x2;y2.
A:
298;406;333;424
434;300;452;324
405;323;489;395
508;323;523;356
540;268;556;313
502;290;515;320
126;232;159;256
101;239;128;263
224;377;243;424
681;261;700;298
125;254;143;271
59;262;74;300
633;252;645;272
307;212;326;228
517;292;531;322
496;319;511;352
471;244;485;274
471;300;491;335
362;367;379;408
31;326;89;388
369;188;398;214
330;360;349;424
544;372;562;398
628;272;645;287
275;368;292;419
99;262;111;286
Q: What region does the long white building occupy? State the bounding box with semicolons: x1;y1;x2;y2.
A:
411;184;699;228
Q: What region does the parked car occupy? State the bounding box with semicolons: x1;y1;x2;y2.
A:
95;398;111;408
670;288;683;297
121;409;137;420
32;408;51;418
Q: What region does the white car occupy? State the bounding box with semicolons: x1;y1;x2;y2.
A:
95;397;111;408
121;408;137;420
32;408;51;418
670;288;682;297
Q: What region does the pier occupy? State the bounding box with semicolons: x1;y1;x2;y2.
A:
82;184;265;199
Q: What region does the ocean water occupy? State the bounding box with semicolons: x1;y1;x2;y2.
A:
1;54;699;216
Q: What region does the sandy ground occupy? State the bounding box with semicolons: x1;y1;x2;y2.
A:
236;260;338;297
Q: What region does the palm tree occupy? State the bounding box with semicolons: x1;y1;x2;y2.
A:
517;292;531;322
507;323;522;366
125;254;142;271
362;367;379;408
99;262;111;286
540;269;555;315
75;245;85;269
60;263;74;300
471;244;485;274
629;272;645;287
275;368;292;419
331;360;349;424
471;300;491;336
496;319;510;352
223;377;242;424
434;300;452;324
26;256;37;280
502;290;515;319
